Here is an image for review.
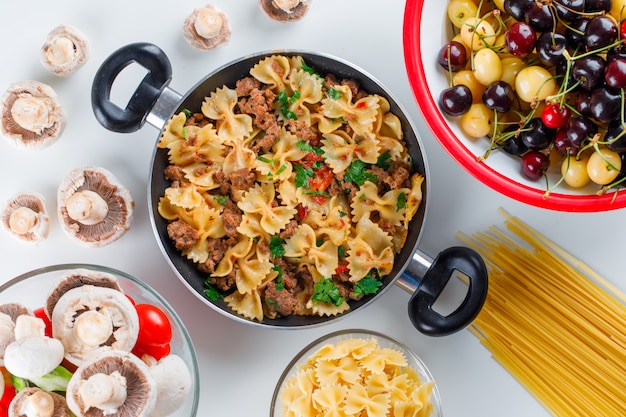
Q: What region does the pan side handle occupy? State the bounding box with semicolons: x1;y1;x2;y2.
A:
398;247;488;336
91;42;173;133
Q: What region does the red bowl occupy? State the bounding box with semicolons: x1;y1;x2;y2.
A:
402;0;626;212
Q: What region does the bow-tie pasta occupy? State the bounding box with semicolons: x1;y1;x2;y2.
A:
157;54;424;322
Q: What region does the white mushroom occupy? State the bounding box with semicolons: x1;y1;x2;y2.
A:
51;285;138;367
13;315;46;340
147;354;192;417
182;4;231;50
57;167;133;247
259;0;311;22
66;350;157;417
9;388;70;417
1;192;50;244
0;303;32;362
3;336;64;379
0;81;65;149
40;24;90;77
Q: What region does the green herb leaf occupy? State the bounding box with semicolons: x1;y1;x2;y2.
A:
182;108;192;119
396;192;407;211
266;299;279;309
275;164;288;176
305;191;331;198
311;278;345;306
353;270;383;297
294;164;314;188
269;235;286;258
376;151;392;169
204;283;224;301
337;245;345;258
278;90;288;104
344;160;377;186
214;195;229;205
297;140;314;152
338;210;347;217
301;60;319;77
257;155;272;164
182;127;189;141
328;87;343;100
289;90;301;104
272;265;285;291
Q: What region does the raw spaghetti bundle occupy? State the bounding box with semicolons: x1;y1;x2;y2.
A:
458;210;626;416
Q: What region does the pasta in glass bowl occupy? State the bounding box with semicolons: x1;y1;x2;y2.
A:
270;329;442;417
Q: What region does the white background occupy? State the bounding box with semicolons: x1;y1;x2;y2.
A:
1;1;625;416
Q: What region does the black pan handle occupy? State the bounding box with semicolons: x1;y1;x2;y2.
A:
91;42;172;133
402;246;488;336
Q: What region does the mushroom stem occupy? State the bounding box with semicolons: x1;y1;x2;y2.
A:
8;206;40;235
73;310;114;348
20;390;55;417
273;0;301;11
194;7;223;38
65;190;109;225
45;37;76;67
11;96;53;134
79;372;127;413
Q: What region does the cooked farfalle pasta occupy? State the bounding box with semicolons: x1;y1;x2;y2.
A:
157;54;424;321
278;337;435;417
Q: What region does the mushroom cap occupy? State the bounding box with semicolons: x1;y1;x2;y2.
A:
259;0;311;22
0;303;32;361
66;350;157;417
40;24;90;77
9;387;70;417
57;167;134;248
148;354;192;417
4;336;65;379
45;268;122;319
1;192;50;244
51;285;139;367
1;80;65;149
182;4;231;50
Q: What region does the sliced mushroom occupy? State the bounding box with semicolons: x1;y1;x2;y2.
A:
51;285;138;367
57;167;134;247
146;354;192;417
182;4;231;50
40;24;90;77
1;192;50;244
1;81;65;149
8;387;70;417
45;268;122;319
66;350;157;417
0;303;32;362
259;0;311;22
4;335;64;379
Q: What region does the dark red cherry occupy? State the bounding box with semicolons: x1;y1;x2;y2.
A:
605;58;626;89
525;2;556;33
589;87;621;124
553;128;579;156
482;81;515;113
585;0;611;12
437;41;468;72
572;55;606;91
536;32;568;67
504;0;534;21
519;118;556;150
521;151;550;180
606;119;626;152
584;15;617;50
565;116;598;147
541;102;571;129
505;22;537;57
439;85;472;116
553;0;584;22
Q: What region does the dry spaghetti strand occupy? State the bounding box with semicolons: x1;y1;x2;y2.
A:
458;209;626;417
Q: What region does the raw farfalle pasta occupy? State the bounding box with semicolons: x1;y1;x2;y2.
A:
278;337;435;417
157;54;424;321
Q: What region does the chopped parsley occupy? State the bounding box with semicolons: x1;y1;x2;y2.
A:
269;235;286;258
353;270;383;297
338;210;347;217
278;90;298;120
327;86;343;100
376;151;392;169
296;140;324;155
344;160;377;186
396;192;407;210
204;283;224;301
257;155;273;164
273;164;288;176
182;127;189;141
182;108;192;119
301;60;320;77
305;190;331;198
214;195;229;205
337;245;345;258
294;164;314;188
272;265;285;291
266;299;279;309
311;278;345;306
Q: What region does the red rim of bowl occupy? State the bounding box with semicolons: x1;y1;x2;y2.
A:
402;0;626;212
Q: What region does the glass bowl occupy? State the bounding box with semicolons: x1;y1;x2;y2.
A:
402;0;626;212
270;329;442;417
0;263;199;417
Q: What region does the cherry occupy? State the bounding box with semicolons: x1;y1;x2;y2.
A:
525;2;556;33
566;18;589;45
605;58;626;89
572;55;606;91
536;32;568;67
519;118;556;150
482;80;515;113
505;22;536;57
606;119;626;152
553;127;579;156
502;127;528;156
575;90;594;117
504;0;534;22
437;41;467;72
521;151;550;180
585;0;611;12
565;116;598;148
542;102;572;129
584;15;617;50
553;0;584;22
589;87;621;124
439;85;472;116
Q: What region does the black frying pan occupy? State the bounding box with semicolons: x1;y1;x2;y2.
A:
91;43;488;335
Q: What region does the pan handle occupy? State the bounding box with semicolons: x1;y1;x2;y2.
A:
91;42;173;133
398;246;488;336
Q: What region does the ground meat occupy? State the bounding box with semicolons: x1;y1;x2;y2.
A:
341;78;360;97
264;281;298;317
164;165;185;187
287;119;321;146
208;269;236;292
238;87;280;153
167;220;199;251
279;219;299;239
222;200;242;238
236;77;261;97
229;168;256;191
386;163;411;189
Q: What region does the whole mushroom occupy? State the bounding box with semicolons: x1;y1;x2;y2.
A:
65;350;157;417
40;24;90;77
145;354;192;417
182;4;231;50
0;303;32;362
0;81;65;149
57;167;134;247
259;0;311;22
1;192;50;244
8;387;70;417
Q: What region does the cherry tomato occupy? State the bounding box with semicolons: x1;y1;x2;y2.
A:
299;151;323;169
33;307;52;338
621;20;626;41
134;304;172;347
132;342;171;361
125;295;136;305
0;367;15;417
542;102;572;129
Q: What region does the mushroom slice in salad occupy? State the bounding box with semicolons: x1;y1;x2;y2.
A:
0;303;32;361
9;387;70;417
45;268;122;319
182;4;231;50
258;0;311;22
1;81;65;149
1;192;50;244
57;167;134;247
40;24;90;77
51;285;139;367
65;350;157;417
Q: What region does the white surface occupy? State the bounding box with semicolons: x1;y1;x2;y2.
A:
0;1;624;416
